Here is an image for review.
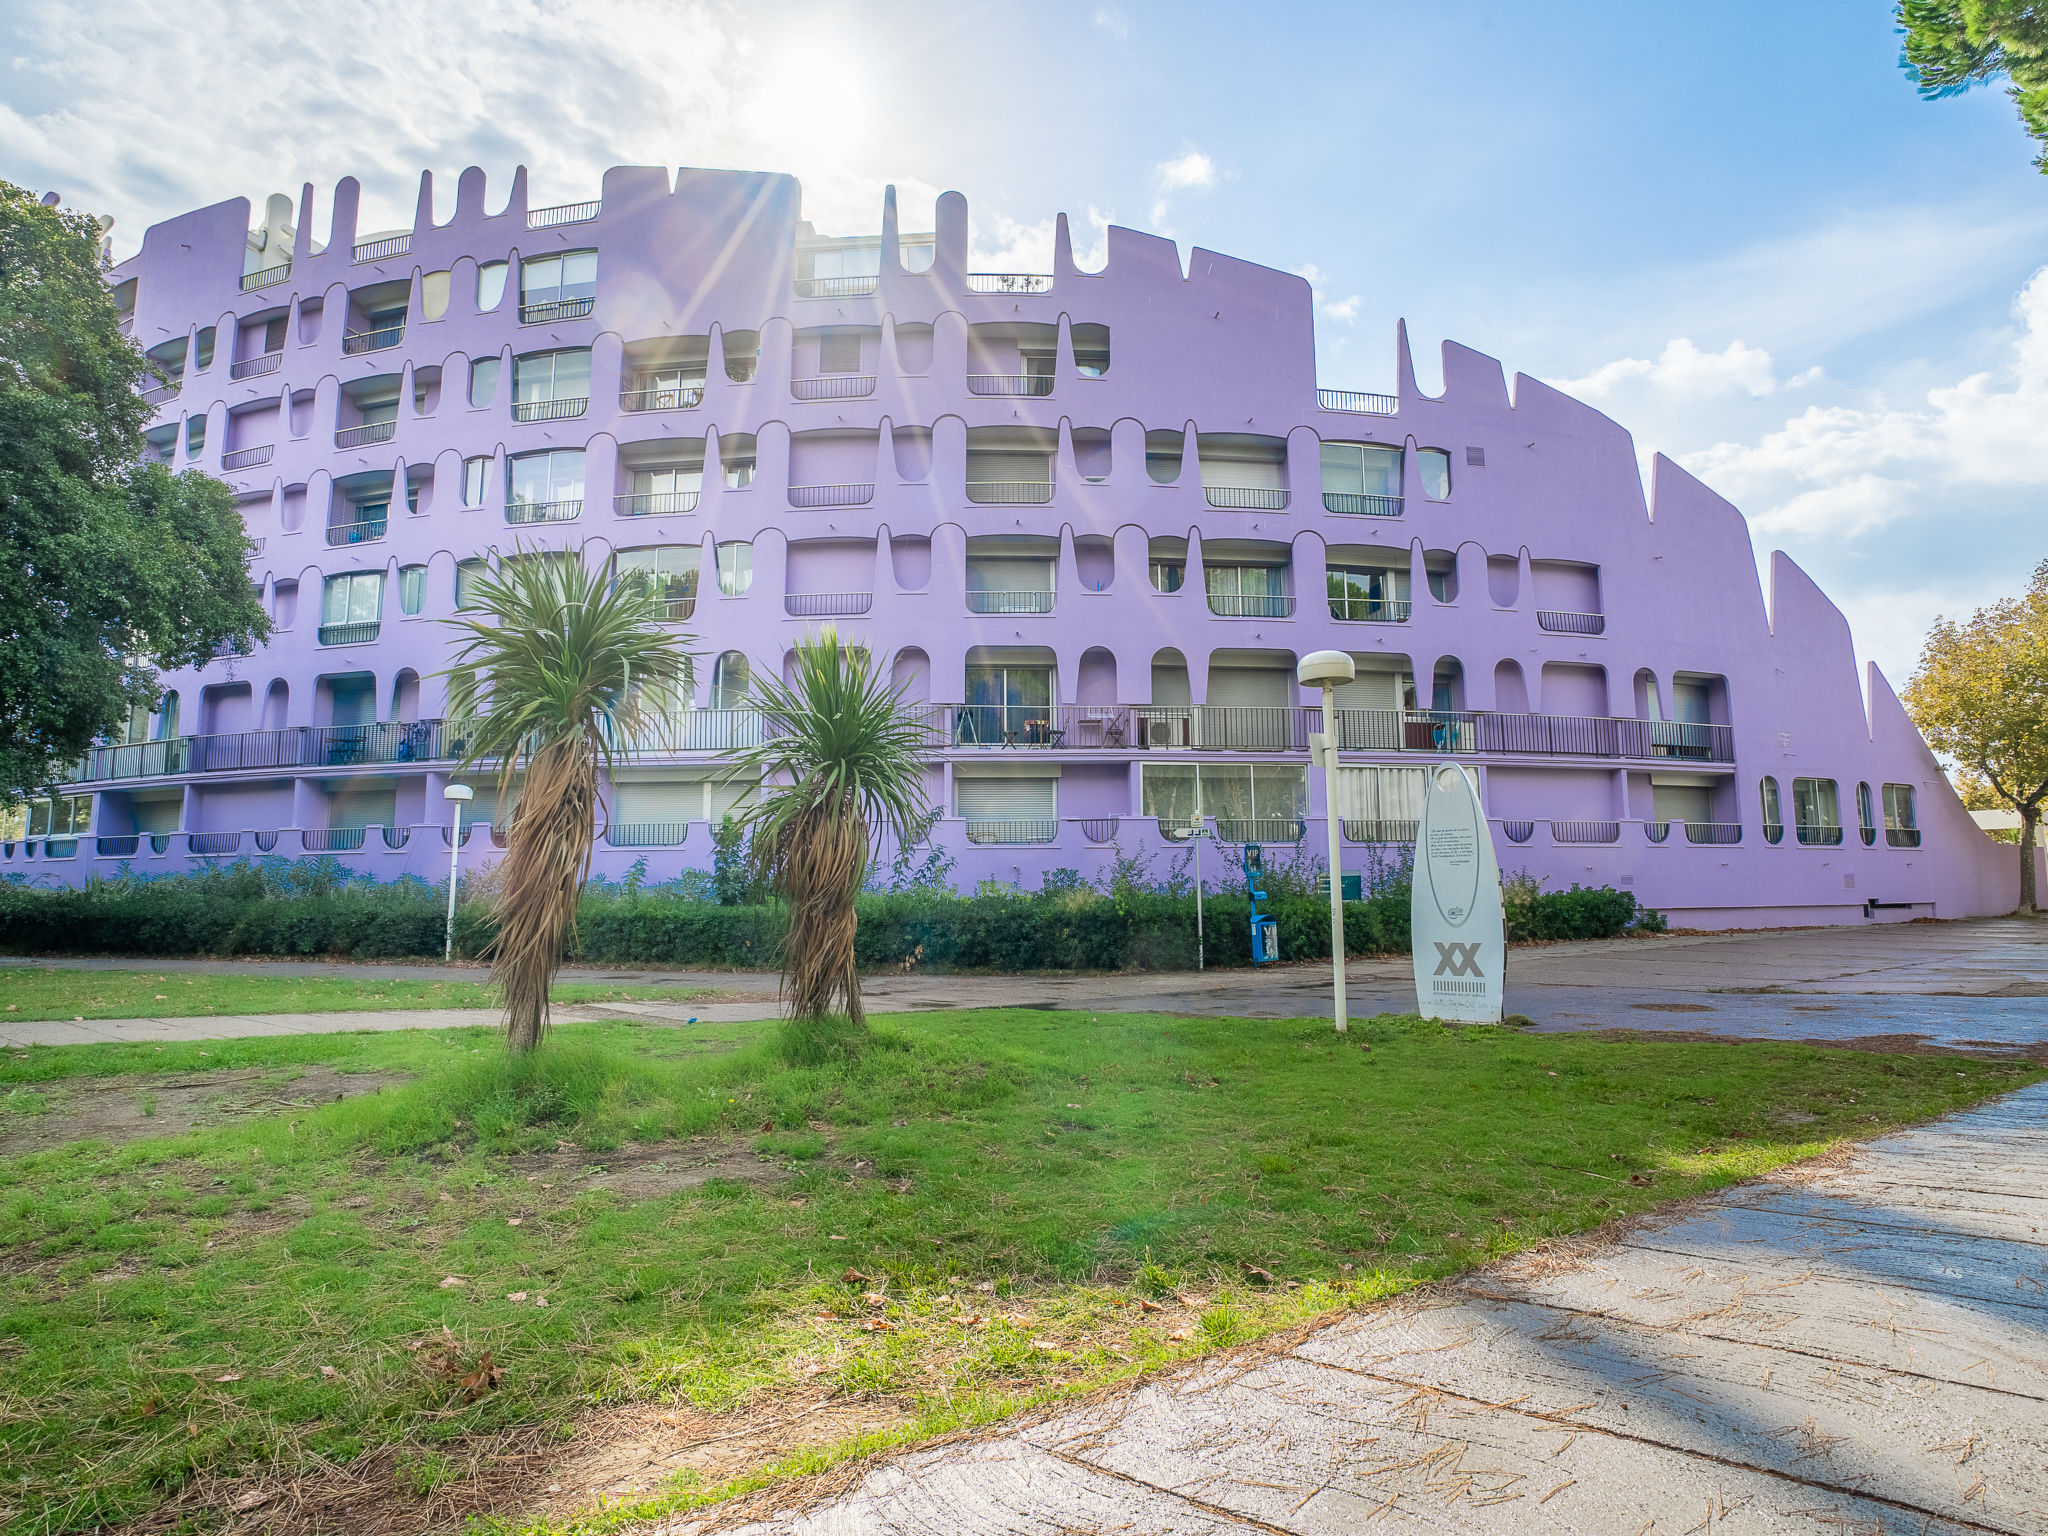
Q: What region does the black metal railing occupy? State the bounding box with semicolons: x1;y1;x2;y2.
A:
222;444;274;470
518;297;595;324
966;589;1054;615
1796;823;1844;847
1686;822;1744;845
614;490;700;516
791;374;877;401
784;592;873;618
967;374;1054;397
1207;592;1296;618
1216;817;1305;845
1644;819;1671;843
1501;820;1535;843
1317;388;1398;415
966;481;1053;504
1341;818;1419;844
241;263;291;292
1322;491;1404;518
334;421;396;448
620;384;704;412
189;832;242;856
1537;610;1606;636
342;324;404;355
383;826;411;849
1077;817;1120;843
505;498;583;524
605;823;690;848
318;621;381;646
353;233;413;262
326;516;387;546
96;835;140;857
1329;596;1410;623
788;483;874;508
965;819;1057;845
303;828;367;852
1204;485;1290;510
140;379;182;406
512;395;588;422
1886;827;1922;848
528;200;600;228
254;831;281;851
793;275;878;298
967;273;1054;293
230;352;283;380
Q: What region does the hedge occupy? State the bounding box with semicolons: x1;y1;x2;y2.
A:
0;864;1658;968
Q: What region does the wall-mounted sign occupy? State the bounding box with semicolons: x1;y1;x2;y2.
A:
1410;761;1505;1023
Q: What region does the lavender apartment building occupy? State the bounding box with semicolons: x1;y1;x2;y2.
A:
9;164;2028;927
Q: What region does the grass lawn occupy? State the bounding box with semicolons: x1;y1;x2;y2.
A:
0;1008;2033;1534
0;966;722;1021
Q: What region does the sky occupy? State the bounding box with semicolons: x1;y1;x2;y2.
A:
4;0;2043;686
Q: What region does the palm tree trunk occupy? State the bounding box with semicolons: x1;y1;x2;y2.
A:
492;736;598;1053
779;797;868;1024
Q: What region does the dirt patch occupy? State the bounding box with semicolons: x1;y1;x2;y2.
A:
0;1067;405;1153
501;1139;786;1199
1628;1002;1715;1013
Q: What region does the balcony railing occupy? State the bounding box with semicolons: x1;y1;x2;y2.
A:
1204;485;1290;510
318;621;381;646
230;352;283;380
1329;596;1410;623
1685;822;1744;845
1207;592;1296;619
605;823;690;848
967;272;1054;294
1501;820;1536;844
1077;817;1120;843
505;498;583;524
1342;818;1419;844
784;592;873;618
342;324;404;355
519;297;595;324
335;420;396;448
512;395;588;422
1796;823;1845;847
1552;820;1621;844
648;595;696;622
1537;610;1606;636
353;233;412;262
789;482;874;508
965;819;1057;845
967;374;1054;397
528;200;600;228
1327;707;1735;763
1317;388;1398;415
1644;819;1671;844
950;705;1124;749
222;444;274;470
622;710;769;753
791;374;876;401
794;275;877;298
1323;492;1404;518
614;490;700;516
966;589;1055;615
326;516;387;546
96;835;140;857
966;481;1053;504
620;384;704;412
303;828;368;852
241;263;291;292
189;831;243;856
1216;817;1306;845
1886;827;1922;848
140;379;182;407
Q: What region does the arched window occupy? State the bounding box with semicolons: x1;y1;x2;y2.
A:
1857;782;1876;846
1760;776;1783;845
711;651;751;710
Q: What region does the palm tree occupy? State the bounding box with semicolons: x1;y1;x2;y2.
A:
443;547;693;1053
727;631;932;1026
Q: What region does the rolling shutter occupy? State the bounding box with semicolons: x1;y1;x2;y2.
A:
956;778;1056;819
1205;668;1291;708
615;780;704;825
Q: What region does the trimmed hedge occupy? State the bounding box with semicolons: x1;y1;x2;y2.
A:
0;868;1658;968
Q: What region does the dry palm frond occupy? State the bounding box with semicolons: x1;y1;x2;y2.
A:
726;632;933;1025
440;545;694;1052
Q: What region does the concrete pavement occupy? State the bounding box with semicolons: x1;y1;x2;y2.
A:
709;1081;2048;1535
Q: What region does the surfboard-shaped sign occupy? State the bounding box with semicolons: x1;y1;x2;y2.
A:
1410;762;1505;1023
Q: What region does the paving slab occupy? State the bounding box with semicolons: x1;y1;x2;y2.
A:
707;1082;2048;1536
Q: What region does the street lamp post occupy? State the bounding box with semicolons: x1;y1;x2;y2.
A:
1297;650;1357;1033
442;782;474;963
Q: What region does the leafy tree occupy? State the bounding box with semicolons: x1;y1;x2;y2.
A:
1899;1;2048;169
0;182;269;802
727;631;931;1027
443;549;694;1052
1903;559;2048;911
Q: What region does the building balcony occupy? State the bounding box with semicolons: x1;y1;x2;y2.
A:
1886;827;1922;848
241;263;291;292
650;596;696;622
1208;593;1296;619
342;323;404;355
794;275;877;299
326;516;387;546
1216;817;1306;845
318;620;381;646
1329;596;1410;623
335;421;396;449
1317;388;1398;415
1683;822;1744;845
965;818;1057;845
1204;485;1290;511
1537;610;1607;636
791;374;876;401
1342;818;1419;844
966;481;1053;505
140;379;181;407
352;233;412;263
614;490;700;516
967;374;1054;397
966;273;1053;294
230;352;282;380
519;297;595;325
528;200;601;229
512;395;589;422
222;444;274;470
605;822;690;848
966;589;1054;615
1552;819;1621;844
302;828;368;852
784;591;873;618
1323;491;1403;518
788;482;874;509
505;498;583;524
620;384;703;412
1796;822;1845;847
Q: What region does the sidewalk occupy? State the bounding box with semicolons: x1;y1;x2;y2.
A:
709;1082;2048;1534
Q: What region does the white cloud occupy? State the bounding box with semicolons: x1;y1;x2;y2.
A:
1092;7;1131;40
1747;474;1916;540
1155;149;1217;193
1296;262;1361;324
1551;337;1784;403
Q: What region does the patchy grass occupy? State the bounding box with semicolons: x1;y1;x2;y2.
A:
0;966;722;1022
0;1009;2034;1533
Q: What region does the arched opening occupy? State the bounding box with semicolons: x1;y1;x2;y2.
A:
1633;668;1662;720
1493;659;1529;715
1077;647;1117;704
890;647;929;703
261;679;290;730
390;669;420;722
712;651;752;709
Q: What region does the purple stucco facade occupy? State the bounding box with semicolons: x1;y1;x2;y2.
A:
12;163;2031;926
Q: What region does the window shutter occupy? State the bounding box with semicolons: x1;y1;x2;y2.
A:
615;780;704;824
819;332;863;373
956;778;1056;819
1205;668;1291;709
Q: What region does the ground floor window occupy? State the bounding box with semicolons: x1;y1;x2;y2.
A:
1883;783;1920;847
956;777;1057;843
1792;777;1841;846
1142;764;1306;839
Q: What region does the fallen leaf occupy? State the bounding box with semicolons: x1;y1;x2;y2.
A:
975;1280;995;1293
1628;1173;1653;1187
1031;1340;1059;1352
842;1267;874;1283
860;1317;898;1332
214;1372;242;1383
439;1276;468;1289
800;1361;831;1377
230;1490;274;1513
813;1311;839;1321
438;1191;453;1203
956;1313;986;1326
319;1365;340;1379
534;1294;548;1307
1138;1297;1163;1313
457;1350;502;1402
934;1293;953;1305
1066;1102;1081;1108
758;1118;773;1133
1177;1293;1208;1307
862;1291;889;1310
829;1234;848;1242
1241;1264;1276;1284
1169;1328;1193;1342
506;1291;528;1302
506;1217;524;1227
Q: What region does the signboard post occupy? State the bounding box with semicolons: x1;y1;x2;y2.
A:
1410;762;1505;1023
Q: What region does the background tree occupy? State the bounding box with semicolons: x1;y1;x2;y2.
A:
1903;558;2048;912
0;182;267;802
443;549;693;1053
1899;1;2048;169
728;632;931;1029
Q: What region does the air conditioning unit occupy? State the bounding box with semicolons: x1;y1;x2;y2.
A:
1146;716;1183;748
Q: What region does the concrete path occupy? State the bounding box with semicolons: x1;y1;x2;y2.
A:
4;916;2046;1053
709;1082;2048;1536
